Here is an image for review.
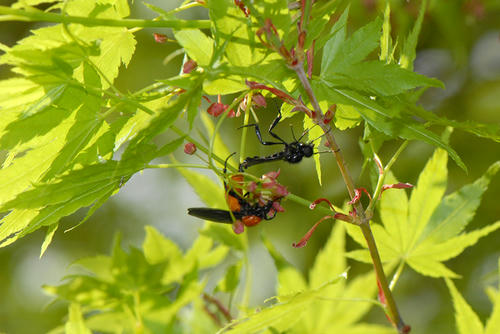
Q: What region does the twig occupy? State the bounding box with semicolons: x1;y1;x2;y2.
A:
0;6;210;29
290;60;408;333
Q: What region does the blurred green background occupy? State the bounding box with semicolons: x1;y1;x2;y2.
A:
0;0;499;333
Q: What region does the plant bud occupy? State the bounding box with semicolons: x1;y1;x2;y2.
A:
184;142;196;155
153;33;167;43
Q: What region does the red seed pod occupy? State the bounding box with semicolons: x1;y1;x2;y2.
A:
207;102;228;117
154;33;167;43
182;59;197;74
184;142;197;155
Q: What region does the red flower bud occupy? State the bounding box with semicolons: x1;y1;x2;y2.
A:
263;169;280;180
182;59;197;74
246;181;257;193
272;201;285;212
154;33;167;43
207;102;228;117
252;93;267;108
184;142;197;155
273;184;289;197
232;220;245;234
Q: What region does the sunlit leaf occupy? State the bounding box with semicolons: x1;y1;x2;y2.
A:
174;29;214;67
65;304;92;334
143;225;183;265
322;16;382;76
208;0;266;67
400;0;427;70
446;278;484;334
380;2;392;63
325;60;443;96
420;161;500;243
347;149;500;278
40;224;58;258
219;276;345;334
407;148;448;249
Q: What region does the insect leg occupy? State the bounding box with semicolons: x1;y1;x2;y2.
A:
240;123;284;146
267;110;288;144
239;152;286;170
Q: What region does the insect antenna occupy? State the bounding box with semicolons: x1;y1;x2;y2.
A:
290;124;298;142
308;127;331;144
313;150;334;155
297;125;313;142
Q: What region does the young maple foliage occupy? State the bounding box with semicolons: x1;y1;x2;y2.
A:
1;0;500;333
44;226;228;333
216;223;396;333
346;148;500;278
445;259;500;334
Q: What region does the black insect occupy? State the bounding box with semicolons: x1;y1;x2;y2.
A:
188;155;280;227
238;110;316;171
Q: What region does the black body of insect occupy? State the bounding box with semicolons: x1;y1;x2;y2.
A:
238;110;315;171
187;156;279;226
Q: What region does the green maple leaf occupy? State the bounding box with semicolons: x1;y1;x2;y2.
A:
445;257;500;334
347;148;500;278
222;223;393;333
45;226;227;333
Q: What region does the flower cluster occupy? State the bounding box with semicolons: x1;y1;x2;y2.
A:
226;169;289;234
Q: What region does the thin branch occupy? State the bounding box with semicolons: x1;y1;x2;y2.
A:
239;93;253;165
291;61;408;333
390;261;406;291
0;6;211;29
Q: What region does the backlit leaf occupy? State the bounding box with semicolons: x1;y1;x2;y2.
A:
446;278;484;334
400;0;427;70
348;149;499;278
174;29;214;67
65;304;92;334
407;148;448;249
322;17;382;76
327;60;443;96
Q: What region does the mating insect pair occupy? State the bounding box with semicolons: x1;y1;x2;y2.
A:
187;154;287;231
188;110;324;229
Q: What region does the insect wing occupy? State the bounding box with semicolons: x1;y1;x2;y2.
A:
187;208;240;223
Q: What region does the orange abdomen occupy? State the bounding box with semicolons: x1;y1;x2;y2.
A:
242;216;261;226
